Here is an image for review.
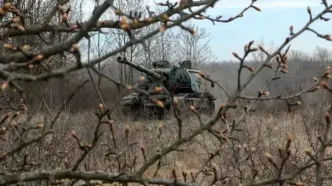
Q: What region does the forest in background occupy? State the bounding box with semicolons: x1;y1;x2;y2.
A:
7;44;331;115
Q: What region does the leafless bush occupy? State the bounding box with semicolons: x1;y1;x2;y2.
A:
1;0;332;186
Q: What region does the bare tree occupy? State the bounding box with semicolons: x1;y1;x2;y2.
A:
176;21;215;68
313;45;332;64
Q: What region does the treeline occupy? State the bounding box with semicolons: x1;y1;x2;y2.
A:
1;45;329;115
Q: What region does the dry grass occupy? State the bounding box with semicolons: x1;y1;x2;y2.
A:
2;103;326;185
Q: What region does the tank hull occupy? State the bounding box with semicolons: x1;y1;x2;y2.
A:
120;92;215;121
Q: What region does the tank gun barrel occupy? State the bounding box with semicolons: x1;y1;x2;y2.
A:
116;56;164;80
152;68;170;77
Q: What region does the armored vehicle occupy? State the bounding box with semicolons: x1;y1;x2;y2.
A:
119;57;216;121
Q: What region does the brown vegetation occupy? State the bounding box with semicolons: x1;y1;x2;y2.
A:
0;0;332;186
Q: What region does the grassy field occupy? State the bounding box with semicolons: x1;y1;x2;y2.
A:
3;100;328;185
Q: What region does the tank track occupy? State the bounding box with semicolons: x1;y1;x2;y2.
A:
120;92;215;121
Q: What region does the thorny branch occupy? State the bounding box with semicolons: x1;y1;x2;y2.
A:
0;0;332;185
0;169;199;186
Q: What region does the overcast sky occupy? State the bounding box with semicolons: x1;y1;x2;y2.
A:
194;0;332;60
81;0;332;61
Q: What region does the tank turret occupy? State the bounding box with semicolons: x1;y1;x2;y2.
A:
152;60;171;68
179;60;192;69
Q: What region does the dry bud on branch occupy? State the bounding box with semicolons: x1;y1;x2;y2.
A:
290;25;294;35
159;25;166;32
305;147;311;154
173;97;178;106
22;45;30;51
264;152;272;159
264;152;277;169
247;66;256;72
158;122;163;138
285;134;293;151
232;52;240;58
153;86;163;93
325;112;330;124
160;14;169;21
139;75;145;82
281;65;288;73
3;2;13;11
70;43;80;53
106;120;114;125
71;130;77;138
320;81;328;89
126;85;133;91
98;103;104;112
3;44;16;51
244;44;249;52
182;171;187;182
295;101;302;105
172;169;178;180
125;124;130;139
71;24;79;30
190;105;196;112
140;145;147;163
0;127;6;135
153;99;165;108
1;81;8;90
0;8;6;16
310;85;320;92
324;34;331;41
307;6;312;20
32;55;44;62
320;16;330;21
251;5;261;12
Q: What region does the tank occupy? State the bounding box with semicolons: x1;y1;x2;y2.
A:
119;57;216;121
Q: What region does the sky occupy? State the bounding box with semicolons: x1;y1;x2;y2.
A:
186;0;332;61
81;0;332;61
